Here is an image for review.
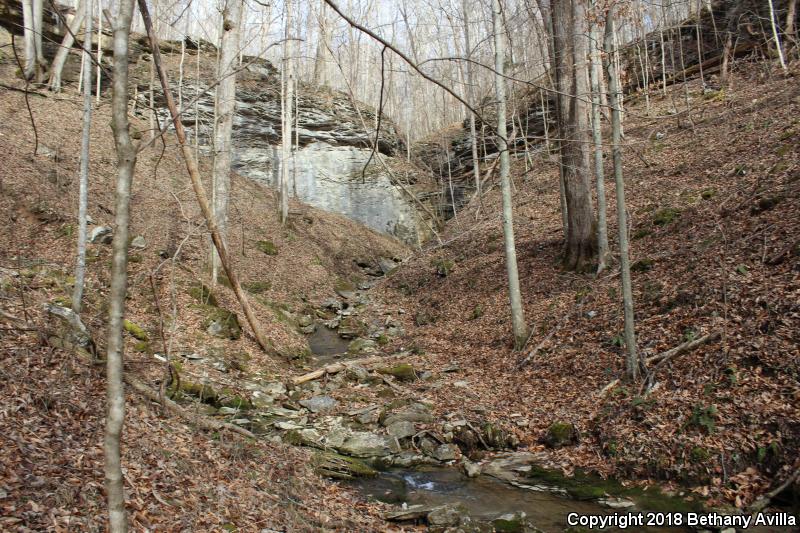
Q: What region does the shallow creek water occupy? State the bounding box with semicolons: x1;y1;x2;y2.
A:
353;467;693;532
307;324;350;364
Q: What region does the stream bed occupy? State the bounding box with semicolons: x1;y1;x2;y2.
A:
352;466;692;532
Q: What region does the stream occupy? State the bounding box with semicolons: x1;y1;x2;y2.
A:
352;467;693;532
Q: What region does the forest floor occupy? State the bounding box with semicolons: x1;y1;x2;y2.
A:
370;64;800;511
1;35;799;531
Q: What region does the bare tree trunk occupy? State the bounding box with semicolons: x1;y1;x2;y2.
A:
461;0;481;210
589;14;609;273
767;0;788;71
313;0;331;86
71;0;92;313
211;0;243;283
787;0;797;48
552;0;596;271
106;0;137;528
279;0;293;225
21;0;37;80
48;0;86;92
95;0;102;102
32;0;45;81
492;0;527;350
138;0;273;354
605;12;639;382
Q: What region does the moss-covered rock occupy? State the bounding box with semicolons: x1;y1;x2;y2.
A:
187;283;218;306
242;281;271;294
338;316;367;339
255;240;278;255
173;380;219;405
652;207;681;226
689;446;711;463
433;258;454;277
312;451;377;480
201;306;242;340
123;319;148;341
542;422;579;448
334;279;356;299
133;340;150;353
377;363;417;382
348;337;379;355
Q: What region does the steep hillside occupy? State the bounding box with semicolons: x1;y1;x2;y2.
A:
373;64;800;508
0;46;405;530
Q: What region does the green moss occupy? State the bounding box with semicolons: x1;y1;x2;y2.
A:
187;284;218;306
334;279;356;296
568;485;609;501
652;207;681;226
700;188;717;200
174;380;219;405
255;240;278;255
133;340;150;353
200;306;242;340
377;363;417;382
686;404;717;434
433;259;454;277
312;451;377;480
469;304;484;320
376;334;390;346
544;422;578;448
689;446;710;463
220;395;253;410
242;281;271;294
123;319;148;341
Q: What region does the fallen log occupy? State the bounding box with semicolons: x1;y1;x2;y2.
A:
292;354;407;385
645;330;722;366
125;374;255;439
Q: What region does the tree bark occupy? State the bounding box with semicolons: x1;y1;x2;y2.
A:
605;11;639;381
767;0;788;71
21;0;37;80
71;0;92;313
492;0;528;350
279;0;293;225
589;12;609;274
461;0;481;212
137;0;273;354
552;0;596;271
211;0;243;282
48;0;85;92
106;0;137;529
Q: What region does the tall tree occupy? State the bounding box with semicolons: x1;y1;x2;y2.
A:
21;0;45;81
605;9;638;381
492;0;528;350
211;0;243;283
589;4;609;273
461;0;482;210
106;0;138;527
551;0;596;271
279;0;294;225
71;0;93;313
48;0;87;92
313;0;332;87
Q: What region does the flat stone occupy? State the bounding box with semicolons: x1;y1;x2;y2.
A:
274;420;305;430
89;226;113;244
427;505;462;527
130;235;147;249
432;443;459;462
462;460;481;478
387;420;416;439
383;409;434;427
337;431;400;458
299;395;338;413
